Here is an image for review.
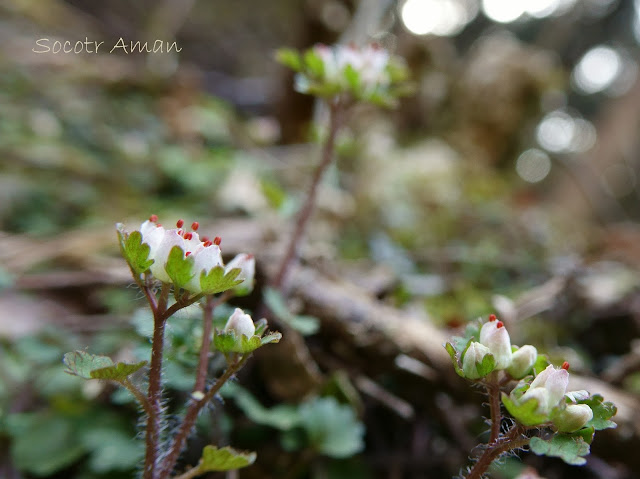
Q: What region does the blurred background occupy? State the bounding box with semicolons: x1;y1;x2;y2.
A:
1;1;640;478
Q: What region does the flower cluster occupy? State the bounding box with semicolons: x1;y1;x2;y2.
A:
449;315;599;433
460;315;537;380
276;42;410;106
504;363;594;432
118;215;255;296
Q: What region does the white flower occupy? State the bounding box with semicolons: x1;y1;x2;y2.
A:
224;308;256;338
479;316;512;369
553;403;593;432
521;364;570;415
225;253;255;294
133;216;232;294
507;345;537;379
312;43;391;90
462;342;492;379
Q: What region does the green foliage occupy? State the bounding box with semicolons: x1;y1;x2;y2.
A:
63;351;146;381
199;265;242;295
264;287;320;335
582;394;617;431
214;331;271;354
445;341;465;377
63;351;115;379
501;392;549;427
197;445;256;472
529;434;591;466
165;245;195;289
223;385;364;459
299;397;364;458
117;228;153;276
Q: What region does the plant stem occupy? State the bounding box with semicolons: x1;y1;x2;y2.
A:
160;355;251;478
144;283;171;479
121;377;153;418
271;101;343;292
486;373;502;444
173;465;202;479
163;293;204;320
466;425;530;479
194;296;215;395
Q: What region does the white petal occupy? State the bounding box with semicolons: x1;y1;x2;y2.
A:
149;230;185;283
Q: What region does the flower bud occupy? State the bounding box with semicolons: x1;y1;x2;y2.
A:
479;319;512;369
507;345;537;379
553;403;593;432
462;342;493;379
224;308;256;339
225;253;255;296
521;364;569;415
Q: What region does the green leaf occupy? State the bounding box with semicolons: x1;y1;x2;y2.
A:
529;434;590;465
501;392;549;427
581;394;617;431
303;49;324;77
477;352;496;377
343;64;360;91
275;48;303;71
90;360;147;381
63;351;146;381
264;287;319;336
7;412;86;476
532;354;550;375
445;342;465;377
165;245;194;288
198;445;256;472
200;266;242;295
63;351;114;379
261;332;282;346
214;331;237;353
222;382;301;430
117;229;153;275
299;397;364;458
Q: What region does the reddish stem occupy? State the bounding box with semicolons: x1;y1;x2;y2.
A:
466;425;529;479
159;355;250;478
143;283;170;479
486;373;502;444
271;101;343;291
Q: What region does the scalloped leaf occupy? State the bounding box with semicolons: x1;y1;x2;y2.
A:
501;392;549;427
214;331;262;354
198;445;256;472
303;49;324;77
90;361;147;381
200;266;242;295
261;332;282;346
117;229;153;275
476;352;496;378
581;394;617;431
529;434;590;465
445;342;464;377
63;351;114;379
275;48;303;71
165;245;194;288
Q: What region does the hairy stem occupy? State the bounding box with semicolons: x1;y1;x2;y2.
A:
160;355;251;478
486;373;502;444
120;378;153;418
163;292;204;320
466;425;530;479
271;101;343;291
194;296;215;395
144;283;171;479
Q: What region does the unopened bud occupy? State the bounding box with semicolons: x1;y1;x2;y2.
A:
462;342;493;379
507;345;537;379
224;308;256;339
553;403;593;432
479;319;512;369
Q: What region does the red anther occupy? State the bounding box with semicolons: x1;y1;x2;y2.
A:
149;214;158;222
191;222;199;231
176;219;184;228
201;236;210;243
184;232;193;240
247;254;254;259
177;229;184;236
203;240;213;247
489;314;497;321
213;236;222;246
185;251;192;257
156;223;162;227
562;361;570;371
496;321;504;328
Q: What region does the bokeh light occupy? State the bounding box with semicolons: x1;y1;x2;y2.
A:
516;148;552;183
535;110;596;153
572;46;621;94
400;0;478;36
